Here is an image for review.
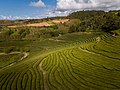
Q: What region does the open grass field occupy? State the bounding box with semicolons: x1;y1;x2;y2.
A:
0;32;120;90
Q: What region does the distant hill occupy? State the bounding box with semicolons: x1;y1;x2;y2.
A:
68;10;120;32
68;10;105;20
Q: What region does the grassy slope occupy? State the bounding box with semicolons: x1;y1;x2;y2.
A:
0;32;120;90
0;53;23;68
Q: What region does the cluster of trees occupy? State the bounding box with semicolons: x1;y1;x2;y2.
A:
0;25;63;41
68;10;105;20
68;10;120;33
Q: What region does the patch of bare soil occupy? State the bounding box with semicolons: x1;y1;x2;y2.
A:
8;22;52;28
52;19;69;24
96;37;101;43
8;19;69;28
26;22;51;27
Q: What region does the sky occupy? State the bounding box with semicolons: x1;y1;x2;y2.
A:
0;0;120;20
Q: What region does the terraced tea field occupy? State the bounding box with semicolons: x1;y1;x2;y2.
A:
0;33;120;90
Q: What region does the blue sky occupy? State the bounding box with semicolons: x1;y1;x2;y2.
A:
0;0;120;20
0;0;57;19
0;0;56;17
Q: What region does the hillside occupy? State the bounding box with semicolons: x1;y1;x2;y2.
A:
0;32;120;90
0;10;120;90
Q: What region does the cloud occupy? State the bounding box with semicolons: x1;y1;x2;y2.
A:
44;9;71;17
29;0;46;8
56;0;120;10
0;15;43;20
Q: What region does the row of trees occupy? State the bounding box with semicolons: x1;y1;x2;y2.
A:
0;25;63;41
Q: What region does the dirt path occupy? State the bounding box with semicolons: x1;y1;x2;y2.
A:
79;47;98;55
78;37;101;54
0;52;29;70
39;59;48;90
20;52;29;61
0;52;20;55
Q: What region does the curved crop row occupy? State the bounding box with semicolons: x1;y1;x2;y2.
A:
0;33;120;90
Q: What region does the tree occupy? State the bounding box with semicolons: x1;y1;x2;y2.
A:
68;25;78;33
